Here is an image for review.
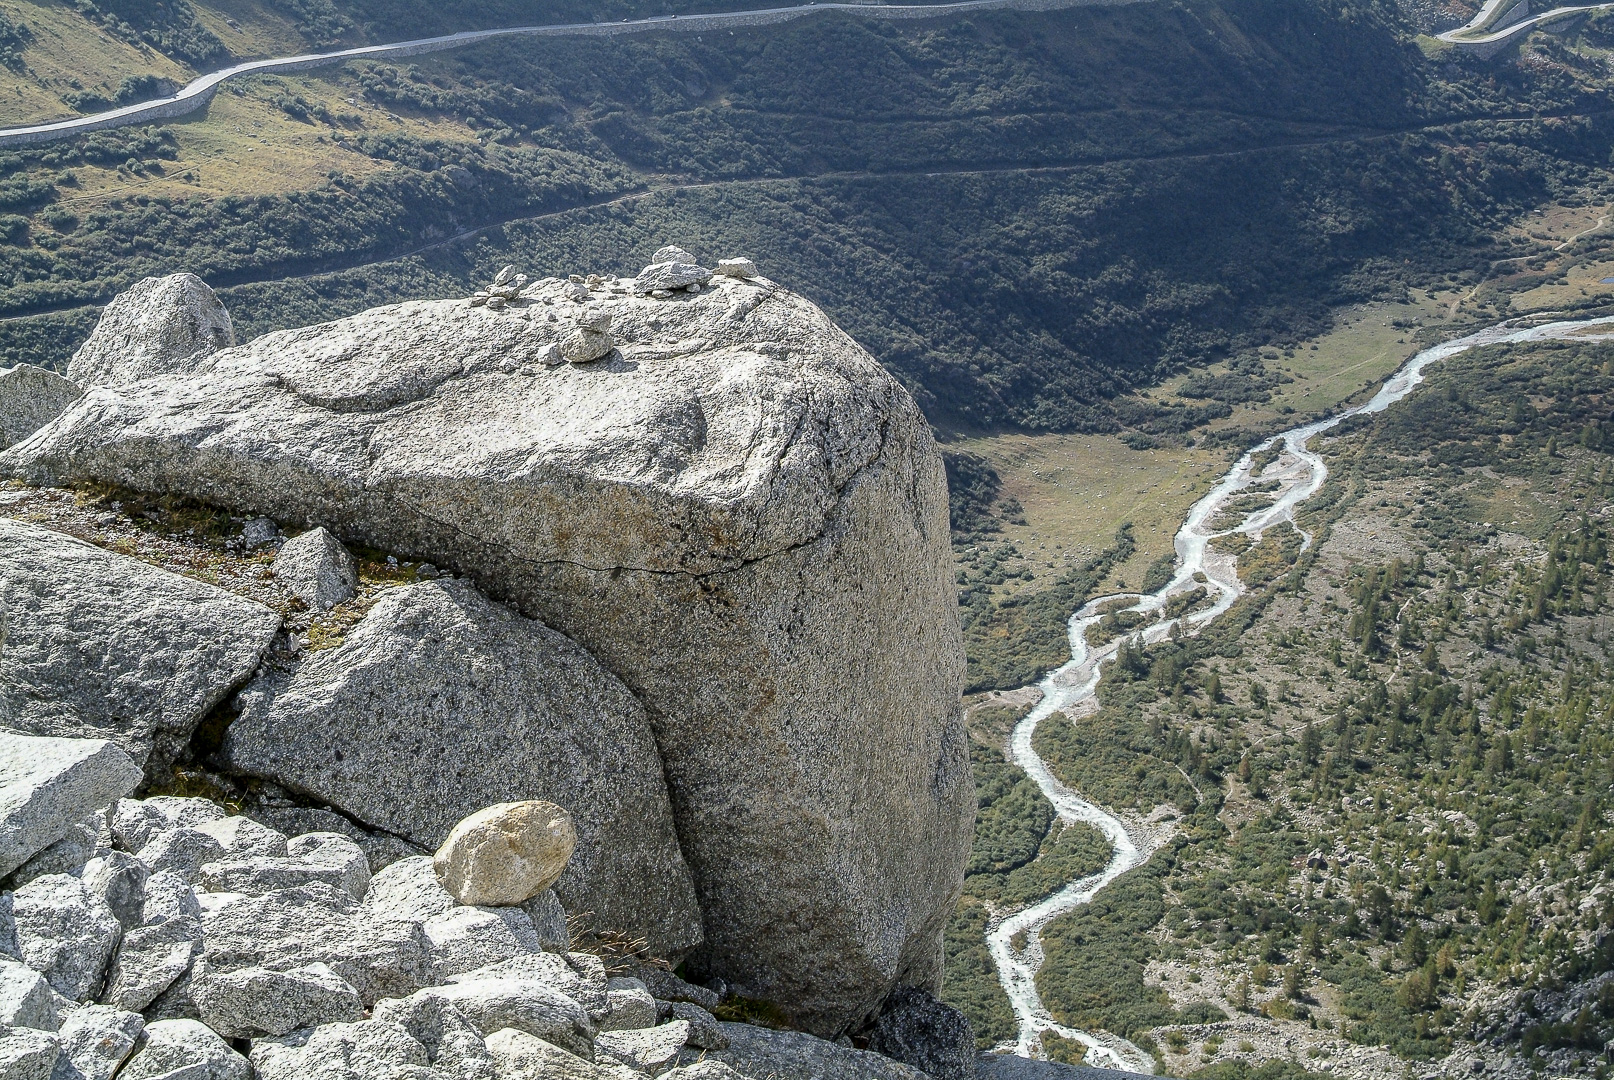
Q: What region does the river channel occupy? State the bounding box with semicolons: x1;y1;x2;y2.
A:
985;312;1614;1073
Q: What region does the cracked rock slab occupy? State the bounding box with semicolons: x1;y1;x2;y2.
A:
221;579;697;960
3;277;970;1034
0;735;140;880
0;520;280;773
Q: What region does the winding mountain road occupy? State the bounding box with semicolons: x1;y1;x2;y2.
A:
1438;0;1614;53
0;0;1136;150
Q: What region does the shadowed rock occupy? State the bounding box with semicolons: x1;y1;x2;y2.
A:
0;366;80;450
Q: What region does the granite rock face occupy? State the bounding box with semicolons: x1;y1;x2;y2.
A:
866;987;974;1080
0;367;81;451
2;269;971;1034
0;734;140;880
220;580;698;960
0;520;280;772
66;275;233;390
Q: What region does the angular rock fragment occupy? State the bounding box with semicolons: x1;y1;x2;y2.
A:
369;994;495;1080
198;884;430;1005
135;830;223;886
407;980;592;1059
434;802;574;908
558;328;612;365
521;892;567;954
0;522;280;772
629;968;718;1013
192;962;362;1039
482;1029;615;1080
99;916;200;1012
139;872;202;925
0;1028;58;1080
0;961;67;1031
250;1021;433;1080
594;1021;688;1073
11;875;120;1002
79;853;148;929
866;986;974;1080
272;528;357;611
221;580;697;959
449;955;606;1022
111;800;225;856
117;1020;250;1080
66;275;233;390
632;261;711;296
661;1062;742;1080
713;259;757;280
10;813;110;888
597;980;654;1033
0;367;80;451
196;832;369;901
666;1003;725;1051
359;858;456;926
3;273;971;1032
193;817;287;859
0;736;141;880
48;1006;142;1080
704;1023;929;1080
423;908;539;982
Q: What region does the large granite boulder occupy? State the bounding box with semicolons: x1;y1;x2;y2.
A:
0;366;81;450
67;275;233;389
220;579;700;961
1;268;972;1035
0;519;280;773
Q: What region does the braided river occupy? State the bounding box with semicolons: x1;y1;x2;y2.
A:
986;312;1614;1073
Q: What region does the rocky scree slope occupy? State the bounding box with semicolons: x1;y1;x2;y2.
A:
0;251;973;1042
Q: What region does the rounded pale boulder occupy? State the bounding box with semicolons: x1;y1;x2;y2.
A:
433;801;576;907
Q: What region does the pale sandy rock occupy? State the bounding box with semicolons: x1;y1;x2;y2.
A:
713;259;757;280
221;581;697;959
703;1024;930;1080
272;529;357;611
249;1020;434;1080
434;802;575;909
0;736;140;880
0;522;279;772
0;367;80;451
559;328;612;364
192;962;362;1039
593;1022;688;1074
65;275;233;390
48;1006;142;1080
0;961;67;1031
99;917;199;1012
423;908;539;982
0;1028;58;1080
369;993;495;1080
198;884;431;1005
3;275;971;1033
118;1020;250;1080
11;875;120;1002
111;800;225;856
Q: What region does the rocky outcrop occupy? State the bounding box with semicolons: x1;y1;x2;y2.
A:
0;367;81;451
4;258;971;1034
219;579;700;960
66;275;233;389
0;520;280;773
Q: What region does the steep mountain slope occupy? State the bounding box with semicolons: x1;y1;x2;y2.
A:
0;0;1607;436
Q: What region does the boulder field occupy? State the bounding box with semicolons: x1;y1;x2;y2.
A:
0;252;973;1041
